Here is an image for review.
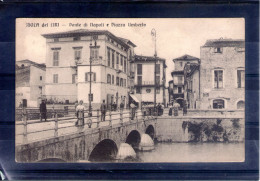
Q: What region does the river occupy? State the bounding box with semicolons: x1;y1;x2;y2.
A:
136;142;244;162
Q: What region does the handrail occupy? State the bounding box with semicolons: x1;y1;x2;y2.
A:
16;108;156;145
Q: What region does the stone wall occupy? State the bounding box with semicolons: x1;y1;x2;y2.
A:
156;116;244;143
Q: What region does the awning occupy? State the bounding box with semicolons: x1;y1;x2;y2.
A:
130;94;140;103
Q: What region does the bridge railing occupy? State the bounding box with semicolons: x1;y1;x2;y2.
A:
15;108;157;145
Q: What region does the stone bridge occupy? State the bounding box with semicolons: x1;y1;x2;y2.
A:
15;116;157;162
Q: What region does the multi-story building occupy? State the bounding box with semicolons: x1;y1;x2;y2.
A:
16;60;46;107
42;29;136;109
184;62;200;109
184;38;245;110
171;54;200;107
133;55;167;106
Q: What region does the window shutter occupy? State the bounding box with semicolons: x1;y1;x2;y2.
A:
93;73;96;81
85;73;88;82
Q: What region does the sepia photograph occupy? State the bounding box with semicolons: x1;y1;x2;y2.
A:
15;18;245;163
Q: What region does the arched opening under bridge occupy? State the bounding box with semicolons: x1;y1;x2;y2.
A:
125;130;141;150
88;139;118;162
145;125;155;139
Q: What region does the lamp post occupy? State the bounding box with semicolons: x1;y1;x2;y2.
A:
89;35;98;117
151;28;157;116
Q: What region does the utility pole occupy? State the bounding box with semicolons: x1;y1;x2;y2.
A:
151;28;157;116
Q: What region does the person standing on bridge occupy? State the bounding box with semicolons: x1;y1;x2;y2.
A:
100;100;107;122
40;99;47;122
173;100;180;116
76;100;85;126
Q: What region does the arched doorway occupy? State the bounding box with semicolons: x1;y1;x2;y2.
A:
237;100;245;109
89;139;118;162
125;130;141;150
145;125;155;139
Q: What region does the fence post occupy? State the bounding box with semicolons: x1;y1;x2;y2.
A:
23;109;28;144
120;109;123;125
109;110;112;127
97;109;100;128
54;112;58;137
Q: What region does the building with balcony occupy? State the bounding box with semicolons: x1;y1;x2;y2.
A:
16;60;46;107
198;38;245;109
171;54;200;107
42;29;136;109
133;55;167;106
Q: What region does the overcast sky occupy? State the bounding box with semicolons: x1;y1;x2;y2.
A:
16;18;244;83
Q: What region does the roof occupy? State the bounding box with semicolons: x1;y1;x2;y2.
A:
171;70;184;76
42;29;130;49
184;63;200;77
202;38;245;48
16;59;46;71
134;55;167;68
173;54;199;62
118;37;137;47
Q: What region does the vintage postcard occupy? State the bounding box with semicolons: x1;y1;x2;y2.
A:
15;18;245;163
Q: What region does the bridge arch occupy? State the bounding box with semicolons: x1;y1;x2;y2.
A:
125;130;141;150
145;125;155;139
88;139;118;162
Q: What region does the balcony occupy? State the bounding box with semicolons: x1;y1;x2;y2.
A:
75;58;105;66
135;81;162;87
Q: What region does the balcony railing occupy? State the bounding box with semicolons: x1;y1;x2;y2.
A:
135;81;162;86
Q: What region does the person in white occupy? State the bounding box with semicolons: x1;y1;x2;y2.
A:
76;100;85;126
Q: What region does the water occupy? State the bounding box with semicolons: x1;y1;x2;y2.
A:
136;142;244;162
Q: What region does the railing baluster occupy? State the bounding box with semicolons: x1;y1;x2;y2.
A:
109;110;112;127
97;109;100;128
54;112;58;137
23;109;28;144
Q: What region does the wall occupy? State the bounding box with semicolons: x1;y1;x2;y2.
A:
200;46;245;109
156;116;244;143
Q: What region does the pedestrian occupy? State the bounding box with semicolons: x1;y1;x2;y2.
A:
40;99;47;121
130;102;136;120
173;100;180;116
120;102;124;110
168;105;173;116
74;100;78;117
100;100;107;122
76;100;85;126
183;100;188;116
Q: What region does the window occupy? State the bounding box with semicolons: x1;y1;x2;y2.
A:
112;51;115;68
156;88;160;94
146;89;151;93
213;99;225;109
180;62;183;67
120;55;123;66
74;49;81;60
116;53;119;64
124;79;126;87
137;64;142;75
107;74;111;84
237;100;245;109
53;51;59;66
156;76;160;85
214;47;223;53
214;70;223;88
107;48;110;66
120;78;123;87
137;76;142;85
178;76;183;84
237;69;245;88
178;87;182;93
124;58;126;72
53;74;58;83
155;64;160;74
72;74;77;84
112;75;114;84
85;72;96;82
91;48;99;59
136;87;141;94
40;76;42;81
116;77;119;86
73;37;80;41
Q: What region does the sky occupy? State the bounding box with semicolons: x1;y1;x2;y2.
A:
16;18;245;83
